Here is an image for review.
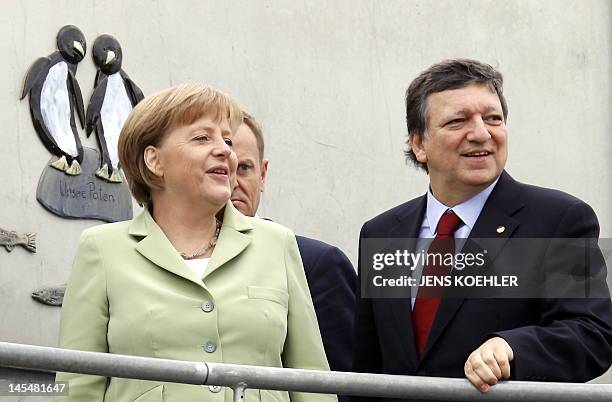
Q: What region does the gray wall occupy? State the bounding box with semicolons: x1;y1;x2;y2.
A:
0;0;610;386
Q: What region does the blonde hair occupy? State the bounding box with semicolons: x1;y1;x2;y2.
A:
118;83;242;207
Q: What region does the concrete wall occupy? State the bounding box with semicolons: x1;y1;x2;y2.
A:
0;0;610;387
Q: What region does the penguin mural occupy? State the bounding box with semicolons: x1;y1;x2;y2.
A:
21;25;87;176
86;34;144;183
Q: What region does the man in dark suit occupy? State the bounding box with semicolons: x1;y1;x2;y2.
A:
352;59;612;401
230;112;356;376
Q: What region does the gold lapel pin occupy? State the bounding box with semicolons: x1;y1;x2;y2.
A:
496;226;505;234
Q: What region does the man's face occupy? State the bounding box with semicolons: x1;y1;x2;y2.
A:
410;83;508;204
230;123;268;216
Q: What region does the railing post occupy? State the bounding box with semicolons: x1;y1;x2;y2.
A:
232;382;247;402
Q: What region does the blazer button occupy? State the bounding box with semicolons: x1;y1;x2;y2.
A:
209;385;222;393
201;300;214;313
204;341;217;353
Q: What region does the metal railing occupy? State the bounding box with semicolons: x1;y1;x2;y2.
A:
0;341;611;401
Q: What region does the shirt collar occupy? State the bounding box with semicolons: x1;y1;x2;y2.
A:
425;177;500;234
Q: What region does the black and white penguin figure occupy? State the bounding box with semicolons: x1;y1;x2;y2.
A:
21;25;87;176
86;34;144;183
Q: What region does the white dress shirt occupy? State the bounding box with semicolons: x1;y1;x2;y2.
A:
410;177;499;308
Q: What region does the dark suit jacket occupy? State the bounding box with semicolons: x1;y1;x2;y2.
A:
296;235;356;374
352;171;612;402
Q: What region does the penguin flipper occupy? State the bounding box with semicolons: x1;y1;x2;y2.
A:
120;70;145;105
93;70;103;88
21;57;51;99
67;69;86;129
85;77;108;138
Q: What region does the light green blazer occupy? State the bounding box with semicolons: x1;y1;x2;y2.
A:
56;202;336;402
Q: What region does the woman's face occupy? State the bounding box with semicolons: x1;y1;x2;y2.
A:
147;114;237;210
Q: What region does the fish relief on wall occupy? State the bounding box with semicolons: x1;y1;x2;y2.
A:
0;227;36;253
21;26;143;223
31;283;65;306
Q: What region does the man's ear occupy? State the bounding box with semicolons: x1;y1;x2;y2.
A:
260;159;269;192
144;145;164;178
409;132;428;164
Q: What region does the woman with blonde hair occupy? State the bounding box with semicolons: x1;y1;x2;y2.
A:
56;84;334;402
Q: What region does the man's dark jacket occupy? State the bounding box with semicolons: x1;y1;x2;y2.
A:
296;235;356;374
351;171;612;402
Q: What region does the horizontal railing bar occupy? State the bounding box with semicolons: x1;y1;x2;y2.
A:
206;363;612;401
0;342;208;384
1;342;611;401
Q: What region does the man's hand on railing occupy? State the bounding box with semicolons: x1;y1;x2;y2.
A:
464;336;515;393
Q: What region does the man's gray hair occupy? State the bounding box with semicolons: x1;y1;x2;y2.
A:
404;59;508;172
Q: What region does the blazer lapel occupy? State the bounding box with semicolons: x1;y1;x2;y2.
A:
419;171;524;363
386;195;427;369
130;209;205;288
203;202;253;280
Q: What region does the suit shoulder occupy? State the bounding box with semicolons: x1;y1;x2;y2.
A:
295;235;352;263
81;219;131;240
295;235;336;254
295;235;355;279
504;177;600;236
251;217;295;241
518;181;595;216
361;198;423;235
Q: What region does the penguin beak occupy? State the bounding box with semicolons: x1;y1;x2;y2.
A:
105;50;116;65
73;41;84;57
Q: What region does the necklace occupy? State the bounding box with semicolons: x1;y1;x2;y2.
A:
179;219;221;260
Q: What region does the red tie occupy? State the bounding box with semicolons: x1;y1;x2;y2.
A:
412;210;463;355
